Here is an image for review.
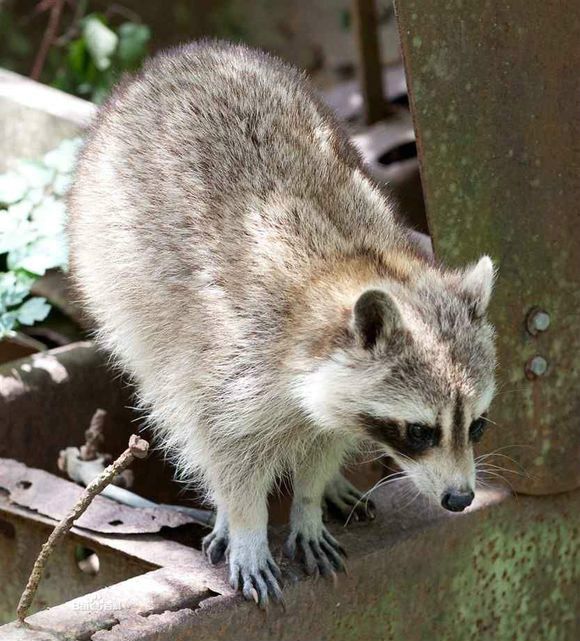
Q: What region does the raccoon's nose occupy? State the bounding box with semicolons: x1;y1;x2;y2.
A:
441;490;474;512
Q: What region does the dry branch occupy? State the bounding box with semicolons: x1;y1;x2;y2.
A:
17;433;149;622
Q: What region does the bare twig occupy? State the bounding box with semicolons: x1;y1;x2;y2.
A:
55;0;87;47
79;408;107;461
17;434;149;623
105;3;143;24
30;0;67;81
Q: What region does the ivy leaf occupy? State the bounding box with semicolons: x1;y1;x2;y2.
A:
67;37;88;77
0;172;28;205
0;219;37;254
43;138;83;174
0;271;34;312
0;312;17;337
31;197;66;235
16;161;55;189
117;22;150;69
15;297;51;326
7;234;68;276
82;15;119;71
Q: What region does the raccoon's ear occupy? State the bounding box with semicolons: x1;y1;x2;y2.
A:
461;256;495;318
353;289;401;349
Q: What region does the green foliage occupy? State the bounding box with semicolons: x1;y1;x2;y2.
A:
53;13;151;104
0;3;151;105
0;138;82;338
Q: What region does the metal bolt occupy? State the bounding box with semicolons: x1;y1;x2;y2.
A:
525;355;548;379
526;308;551;335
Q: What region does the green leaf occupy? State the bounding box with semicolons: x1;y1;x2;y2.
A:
31;196;66;235
0;311;17;337
25;187;45;206
7;233;68;276
6;199;34;221
117;22;150;69
15;297;51;326
16;160;55;189
0;172;28;205
91;76;114;104
52;173;72;197
0;271;34;312
67;38;88;76
43;138;83;174
82;15;119;71
0;219;37;254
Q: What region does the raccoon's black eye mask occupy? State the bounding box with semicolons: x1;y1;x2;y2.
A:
359;413;441;459
469;415;488;443
361;412;489;458
406;423;440;452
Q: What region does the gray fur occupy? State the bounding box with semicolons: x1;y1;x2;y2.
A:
68;41;496;605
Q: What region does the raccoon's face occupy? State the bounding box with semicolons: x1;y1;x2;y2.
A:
303;256;496;512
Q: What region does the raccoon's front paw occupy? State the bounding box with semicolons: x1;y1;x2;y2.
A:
228;538;283;608
202;528;229;565
324;474;376;524
284;524;347;578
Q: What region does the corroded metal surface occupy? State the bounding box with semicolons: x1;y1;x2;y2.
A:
395;0;580;493
0;506;154;626
0;342;190;505
0;459;204;535
2;487;578;641
351;0;390;124
0;490;220;625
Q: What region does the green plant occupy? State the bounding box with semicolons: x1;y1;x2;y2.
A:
0;138;82;338
53;12;151;104
0;1;151;105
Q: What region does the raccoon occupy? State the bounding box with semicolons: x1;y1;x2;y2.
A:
68;41;496;607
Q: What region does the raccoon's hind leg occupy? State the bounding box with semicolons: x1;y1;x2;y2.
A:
323;473;376;524
284;443;348;577
202;505;229;565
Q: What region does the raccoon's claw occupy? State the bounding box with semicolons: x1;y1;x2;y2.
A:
229;556;284;609
324;475;376;524
284;527;347;578
202;530;229;565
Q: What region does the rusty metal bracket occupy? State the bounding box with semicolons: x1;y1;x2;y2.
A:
395;0;580;494
351;0;393;124
0;459;204;535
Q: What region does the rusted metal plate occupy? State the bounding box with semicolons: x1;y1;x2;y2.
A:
395;1;580;493
2;486;578;641
0;459;203;535
0;342;197;506
0;506;154;626
0;490;224;624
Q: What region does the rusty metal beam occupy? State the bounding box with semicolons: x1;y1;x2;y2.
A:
395;0;580;493
351;0;390;124
2;486;579;641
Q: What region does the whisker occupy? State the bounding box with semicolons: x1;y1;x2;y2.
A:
344;471;410;526
476;461;527;475
395;488;422;513
477;470;519;502
476;451;533;478
358;450;389;465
